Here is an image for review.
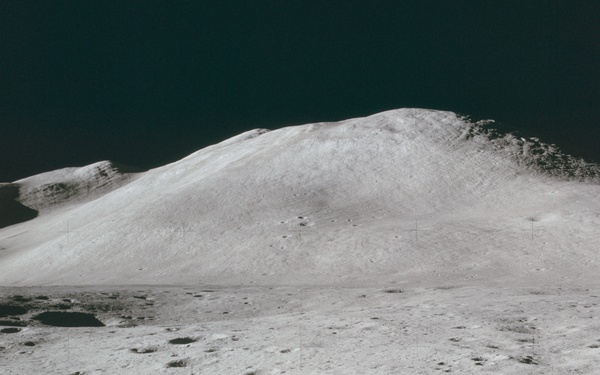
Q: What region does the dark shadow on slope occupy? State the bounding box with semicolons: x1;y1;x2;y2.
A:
457;117;600;183
0;184;38;229
109;161;147;174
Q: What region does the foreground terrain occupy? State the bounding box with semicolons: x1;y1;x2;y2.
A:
1;283;599;374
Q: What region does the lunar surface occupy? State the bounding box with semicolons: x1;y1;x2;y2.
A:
1;108;599;373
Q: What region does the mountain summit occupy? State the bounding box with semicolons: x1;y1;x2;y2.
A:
1;109;599;286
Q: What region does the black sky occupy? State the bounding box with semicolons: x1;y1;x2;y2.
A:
1;1;598;182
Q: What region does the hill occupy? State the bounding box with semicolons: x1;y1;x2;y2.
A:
1;108;599;286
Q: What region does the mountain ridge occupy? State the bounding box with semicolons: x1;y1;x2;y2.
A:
1;108;599;286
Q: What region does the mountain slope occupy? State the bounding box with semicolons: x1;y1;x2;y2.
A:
13;160;142;212
0;161;141;229
1;108;599;286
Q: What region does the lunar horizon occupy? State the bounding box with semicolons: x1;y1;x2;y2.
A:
2;109;600;373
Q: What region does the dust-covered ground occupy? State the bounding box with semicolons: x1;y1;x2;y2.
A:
1;283;599;374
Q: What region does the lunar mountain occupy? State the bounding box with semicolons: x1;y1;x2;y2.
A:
1;108;600;286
